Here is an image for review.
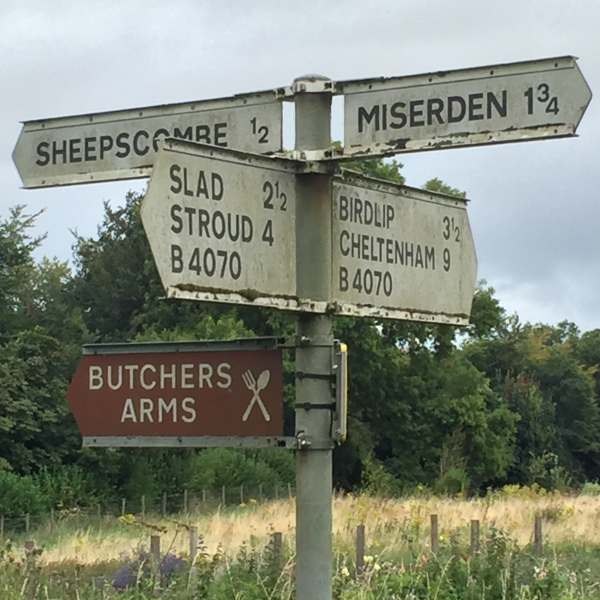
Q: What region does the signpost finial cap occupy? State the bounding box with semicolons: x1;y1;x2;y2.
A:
292;74;333;94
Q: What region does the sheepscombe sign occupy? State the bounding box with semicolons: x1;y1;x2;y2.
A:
67;339;284;447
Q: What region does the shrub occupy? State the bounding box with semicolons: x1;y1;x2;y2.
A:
433;466;470;497
494;483;549;500
581;481;600;496
34;465;100;509
361;455;401;497
0;470;49;517
189;448;294;493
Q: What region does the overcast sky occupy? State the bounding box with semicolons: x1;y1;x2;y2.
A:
1;0;599;331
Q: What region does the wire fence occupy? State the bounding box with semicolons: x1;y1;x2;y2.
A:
0;483;296;537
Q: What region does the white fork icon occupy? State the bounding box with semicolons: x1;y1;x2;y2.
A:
241;369;271;422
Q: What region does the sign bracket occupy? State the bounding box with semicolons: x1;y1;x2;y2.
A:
83;435;297;449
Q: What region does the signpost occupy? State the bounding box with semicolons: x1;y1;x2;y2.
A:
340;56;591;158
13;56;592;600
140;140;305;311
13;90;283;188
67;339;291;448
331;171;477;324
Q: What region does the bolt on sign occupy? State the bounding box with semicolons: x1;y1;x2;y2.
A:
331;171;477;324
12;90;283;188
339;56;591;158
67;339;286;447
141;139;310;311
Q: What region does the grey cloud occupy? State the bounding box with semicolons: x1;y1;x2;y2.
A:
1;0;599;330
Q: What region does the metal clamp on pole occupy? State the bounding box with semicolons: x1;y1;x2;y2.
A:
281;334;335;349
295;402;336;411
295;371;335;382
295;432;334;451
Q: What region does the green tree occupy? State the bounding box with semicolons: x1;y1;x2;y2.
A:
0;206;43;340
424;177;466;198
344;157;405;184
0;328;78;472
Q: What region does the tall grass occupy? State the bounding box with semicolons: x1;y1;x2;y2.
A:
1;491;599;598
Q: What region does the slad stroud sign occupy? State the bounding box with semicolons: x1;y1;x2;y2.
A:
141;140;304;311
142;140;477;325
13;90;282;188
67;339;285;447
341;56;591;157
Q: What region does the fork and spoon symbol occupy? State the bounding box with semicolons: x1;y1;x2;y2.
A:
241;369;271;422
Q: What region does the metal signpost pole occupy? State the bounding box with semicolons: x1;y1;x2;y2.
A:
293;75;334;600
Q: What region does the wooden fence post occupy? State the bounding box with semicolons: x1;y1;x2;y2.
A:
188;526;199;589
258;483;263;502
49;508;55;532
240;484;244;504
272;531;283;568
534;515;543;555
162;492;167;517
202;489;207;504
430;514;439;553
189;526;198;562
222;485;226;506
25;513;30;534
0;515;4;539
288;483;292;499
183;489;189;514
141;495;146;519
121;498;126;517
150;534;161;580
355;524;365;575
97;503;102;519
470;519;480;555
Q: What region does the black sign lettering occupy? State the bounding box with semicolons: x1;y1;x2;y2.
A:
35;142;50;166
170;204;183;233
30;122;234;169
171;244;183;273
356;90;509;133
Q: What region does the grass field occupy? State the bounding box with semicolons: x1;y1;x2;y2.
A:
2;491;600;598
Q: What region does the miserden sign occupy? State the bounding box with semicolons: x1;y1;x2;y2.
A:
67;339;286;448
340;55;591;158
13;90;283;188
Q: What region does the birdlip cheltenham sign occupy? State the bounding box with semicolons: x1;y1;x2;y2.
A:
331;171;477;324
339;55;591;158
67;340;286;447
12;90;283;188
